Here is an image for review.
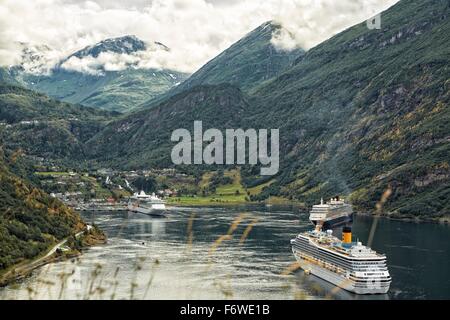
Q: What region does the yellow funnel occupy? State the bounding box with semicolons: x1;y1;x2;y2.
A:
342;227;352;244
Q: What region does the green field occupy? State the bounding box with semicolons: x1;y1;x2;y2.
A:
167;195;247;206
169;169;248;205
167;169;298;206
215;170;246;196
247;179;274;196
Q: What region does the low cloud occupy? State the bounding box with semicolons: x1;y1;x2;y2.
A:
0;0;399;73
60;45;197;75
270;0;398;51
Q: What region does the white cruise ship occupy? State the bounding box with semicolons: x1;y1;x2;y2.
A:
127;191;167;216
309;197;353;229
291;227;391;294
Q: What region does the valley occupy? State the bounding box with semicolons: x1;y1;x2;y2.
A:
83;0;449;219
30;166;288;209
0;0;448;280
0;0;449;302
10;35;189;113
0;148;105;283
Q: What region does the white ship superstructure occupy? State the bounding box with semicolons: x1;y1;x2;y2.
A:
128;191;166;216
291;228;391;294
309;197;353;229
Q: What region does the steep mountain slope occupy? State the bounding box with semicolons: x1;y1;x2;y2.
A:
10;36;189;113
87;84;247;168
242;0;450;217
0;149;85;270
87;0;449;218
0;83;116;161
0;67;19;86
65;35;147;59
141;21;304;107
21;68;187;113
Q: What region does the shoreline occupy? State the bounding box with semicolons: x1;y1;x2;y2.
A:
0;228;107;288
0;252;78;288
167;198;306;208
1;206;447;292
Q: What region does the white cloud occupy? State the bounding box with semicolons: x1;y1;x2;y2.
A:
60;42;200;74
0;0;399;73
270;0;398;51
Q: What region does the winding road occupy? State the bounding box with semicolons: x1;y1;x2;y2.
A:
1;226;91;284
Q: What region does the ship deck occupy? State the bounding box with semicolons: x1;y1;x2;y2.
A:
300;231;385;258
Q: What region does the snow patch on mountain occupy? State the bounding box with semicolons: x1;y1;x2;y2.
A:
68;35;147;59
13;36;182;76
14;43;61;75
60;46;172;76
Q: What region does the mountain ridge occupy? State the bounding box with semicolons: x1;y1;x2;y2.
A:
140;21;305;108
86;0;450;218
0;83;116;161
0;148;85;270
66;35;147;60
1;0;448;219
8;36;189;113
242;0;450;216
86;84;248;168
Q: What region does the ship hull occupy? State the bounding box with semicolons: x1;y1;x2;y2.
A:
292;249;390;295
312;213;353;229
127;204;166;217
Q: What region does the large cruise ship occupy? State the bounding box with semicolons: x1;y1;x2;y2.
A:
127;191;167;216
309;197;353;229
291;227;391;294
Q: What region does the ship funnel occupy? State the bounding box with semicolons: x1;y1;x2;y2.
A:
342;226;352;244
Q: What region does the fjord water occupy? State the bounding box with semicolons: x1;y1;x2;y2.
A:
1;206;449;300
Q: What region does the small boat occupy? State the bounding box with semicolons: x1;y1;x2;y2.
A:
127;191;167;216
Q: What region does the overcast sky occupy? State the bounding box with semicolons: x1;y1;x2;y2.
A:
0;0;399;73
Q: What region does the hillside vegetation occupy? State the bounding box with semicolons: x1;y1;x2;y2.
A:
87;0;450;218
0;149;84;270
1;0;448;220
8;35;189;113
86;84;248;168
142;21;304;107
20;68;188;113
0;84;116;161
243;0;450;217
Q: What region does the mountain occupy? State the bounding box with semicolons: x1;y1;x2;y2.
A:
9;36;189;113
65;35;148;59
0;148;85;270
19;68;187;113
86;84;247;168
0;83;116;162
86;0;450;219
241;0;450;218
180;21;304;91
0;67;19;86
141;21;304;107
14;43;56;75
0;81;110;272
